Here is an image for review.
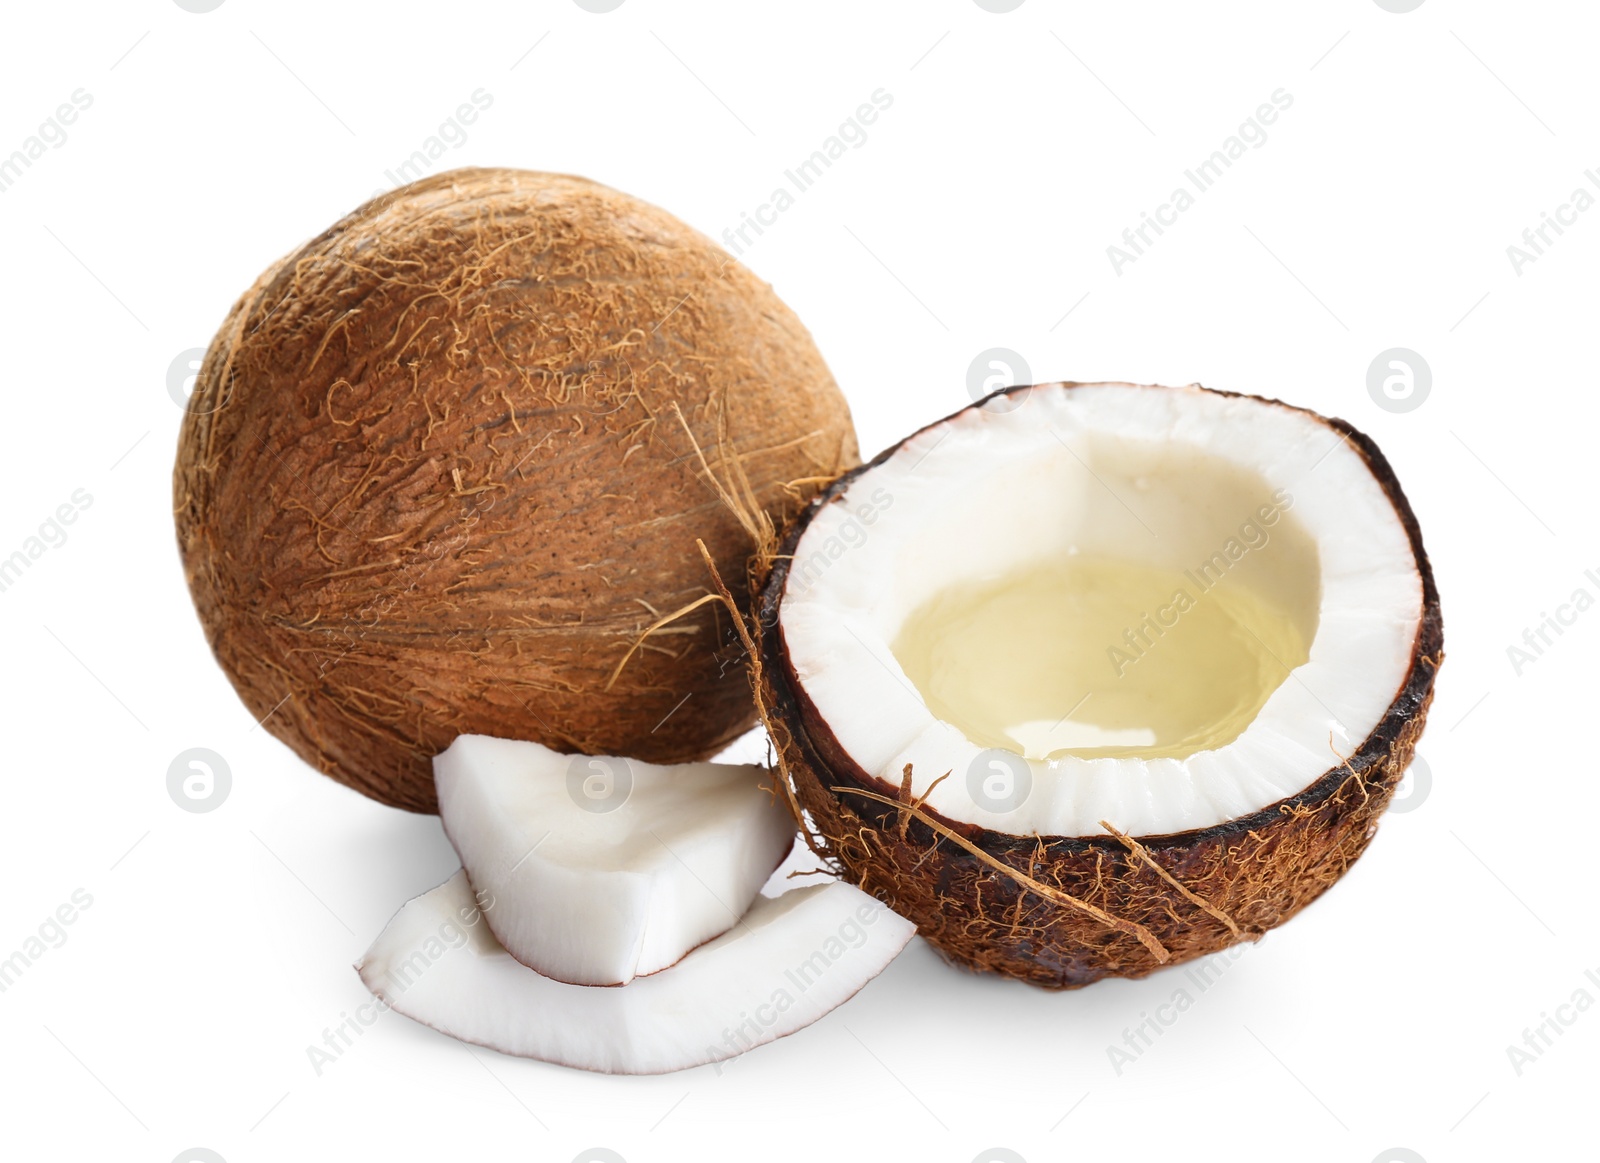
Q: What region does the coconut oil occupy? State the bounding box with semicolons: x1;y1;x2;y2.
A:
890;555;1311;761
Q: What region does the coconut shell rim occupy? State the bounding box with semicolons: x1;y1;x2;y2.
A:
757;380;1444;856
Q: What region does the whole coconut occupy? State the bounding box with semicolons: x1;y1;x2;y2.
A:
174;168;857;812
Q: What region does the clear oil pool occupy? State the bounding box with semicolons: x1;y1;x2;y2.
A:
890;555;1311;761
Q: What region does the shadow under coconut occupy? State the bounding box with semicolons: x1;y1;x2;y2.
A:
338;807;462;934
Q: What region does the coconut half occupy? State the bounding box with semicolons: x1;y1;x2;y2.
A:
759;382;1442;988
356;871;915;1074
435;735;796;986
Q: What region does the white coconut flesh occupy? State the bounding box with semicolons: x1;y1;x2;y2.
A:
435;736;796;986
356;871;916;1075
778;383;1425;838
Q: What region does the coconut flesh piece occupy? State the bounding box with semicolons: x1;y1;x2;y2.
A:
435;735;797;986
356;871;915;1075
777;382;1427;838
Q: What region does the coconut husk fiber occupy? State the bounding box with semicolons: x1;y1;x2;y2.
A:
173;168;858;812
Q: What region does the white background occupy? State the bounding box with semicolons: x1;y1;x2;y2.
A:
0;1;1594;1161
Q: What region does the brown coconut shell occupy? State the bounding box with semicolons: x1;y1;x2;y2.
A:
174;168;857;813
754;383;1442;989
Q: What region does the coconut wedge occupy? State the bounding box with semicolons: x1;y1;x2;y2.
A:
435;735;797;986
357;871;915;1074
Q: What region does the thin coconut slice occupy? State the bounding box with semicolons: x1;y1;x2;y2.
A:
435;735;797;986
356;871;915;1075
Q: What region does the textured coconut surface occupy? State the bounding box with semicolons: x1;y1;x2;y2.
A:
755;384;1443;989
173;168;858;812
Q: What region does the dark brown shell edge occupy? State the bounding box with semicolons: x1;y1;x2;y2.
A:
756;381;1443;989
